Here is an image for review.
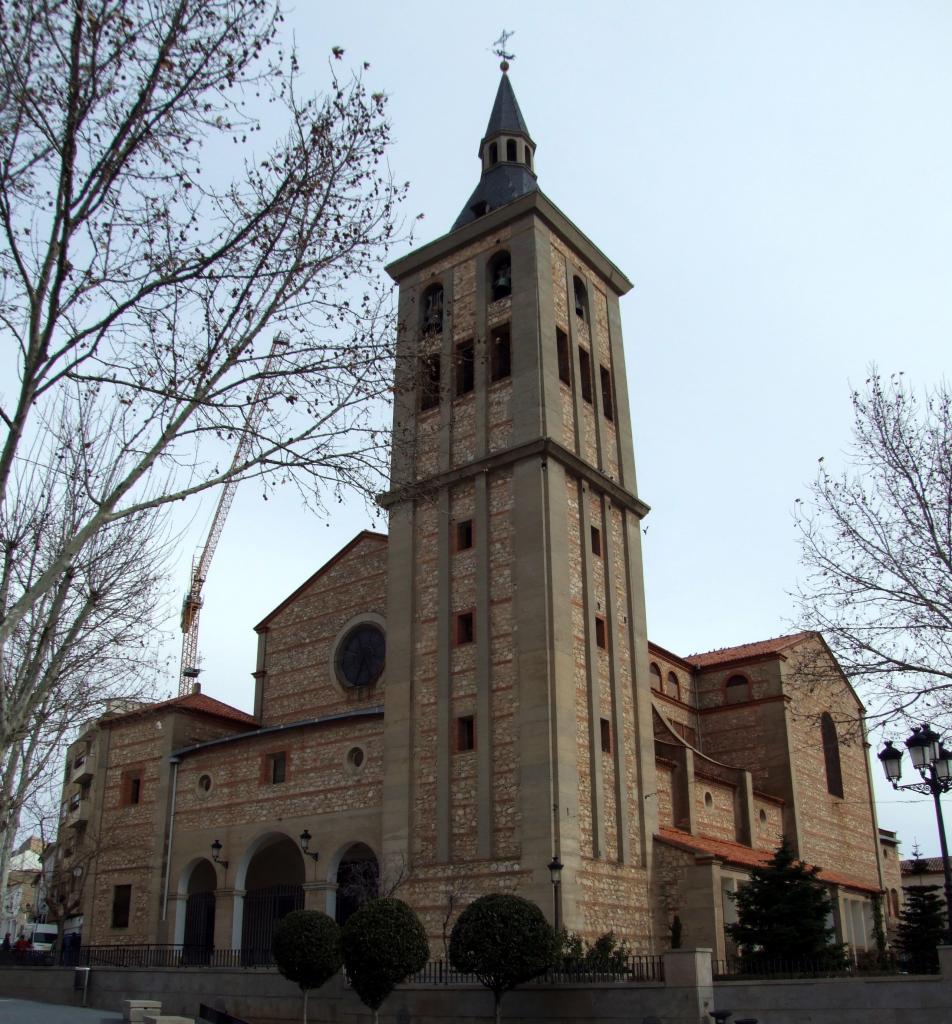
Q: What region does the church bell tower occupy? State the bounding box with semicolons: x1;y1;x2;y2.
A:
380;63;658;944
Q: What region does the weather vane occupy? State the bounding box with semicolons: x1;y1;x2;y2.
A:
492;29;515;72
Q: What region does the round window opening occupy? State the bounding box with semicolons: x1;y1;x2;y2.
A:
704;792;714;809
347;747;365;769
198;774;212;793
758;809;767;824
336;623;386;688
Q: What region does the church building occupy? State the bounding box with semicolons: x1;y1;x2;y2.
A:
55;67;890;962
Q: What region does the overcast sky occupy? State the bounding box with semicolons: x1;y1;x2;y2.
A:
163;2;952;856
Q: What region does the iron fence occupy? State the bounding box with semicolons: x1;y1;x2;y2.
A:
76;946;268;969
713;955;937;979
1;945;664;983
407;956;664;985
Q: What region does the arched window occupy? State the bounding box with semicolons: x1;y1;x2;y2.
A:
665;672;680;701
725;674;750;705
506;139;517;161
573;276;588;321
422;283;443;333
649;662;662;691
489;251;511;301
489;142;498;165
524;146;532;169
890;888;900;917
821;712;844;798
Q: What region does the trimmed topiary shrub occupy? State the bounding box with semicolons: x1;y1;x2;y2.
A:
340;897;429;1024
450;893;558;1024
271;910;342;1024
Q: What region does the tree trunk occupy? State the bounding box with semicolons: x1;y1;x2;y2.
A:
495;991;503;1024
302;989;308;1024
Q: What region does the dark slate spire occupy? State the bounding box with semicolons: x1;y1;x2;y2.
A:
452;68;538;231
481;73;531;151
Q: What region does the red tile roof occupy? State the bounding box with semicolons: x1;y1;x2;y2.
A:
901;857;952;875
104;691;256;728
686;631;816;668
656;826;881;894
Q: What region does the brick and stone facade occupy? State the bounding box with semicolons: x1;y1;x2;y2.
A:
54;69;890;963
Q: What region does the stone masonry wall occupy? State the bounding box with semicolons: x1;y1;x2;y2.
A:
258;534;388;727
85;709;244;945
781;638;881;888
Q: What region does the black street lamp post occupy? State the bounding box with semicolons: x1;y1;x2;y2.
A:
878;724;952;936
547;856;563;934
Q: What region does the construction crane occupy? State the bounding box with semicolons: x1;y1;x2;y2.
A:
178;333;289;695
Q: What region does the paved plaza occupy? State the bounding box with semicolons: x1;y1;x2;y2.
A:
0;998;122;1023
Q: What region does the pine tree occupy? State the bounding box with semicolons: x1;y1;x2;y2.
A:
727;836;846;967
896;850;947;973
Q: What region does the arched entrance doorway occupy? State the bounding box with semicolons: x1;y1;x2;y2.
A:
240;834;304;964
182;859;216;964
335;843;379;926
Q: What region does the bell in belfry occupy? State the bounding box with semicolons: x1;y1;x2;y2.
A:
491;257;511;300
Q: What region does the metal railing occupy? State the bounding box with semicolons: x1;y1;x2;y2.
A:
76;946;269;969
713;954;937;979
407;956;664;985
1;945;664;983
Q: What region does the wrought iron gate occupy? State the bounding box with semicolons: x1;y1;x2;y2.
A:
182;890;215;964
240;884;303;965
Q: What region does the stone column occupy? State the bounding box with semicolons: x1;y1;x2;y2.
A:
213;888;243;951
662;948;714;1024
164;893;186;946
303;882;338;918
938;944;952;977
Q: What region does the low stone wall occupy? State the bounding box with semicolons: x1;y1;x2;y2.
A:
1;950;951;1024
713;973;951;1024
0;968;689;1024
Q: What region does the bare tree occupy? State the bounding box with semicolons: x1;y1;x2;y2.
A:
794;371;952;731
0;414;173;901
0;0;406;642
336;851;409;918
0;0;406;890
439;876;474;960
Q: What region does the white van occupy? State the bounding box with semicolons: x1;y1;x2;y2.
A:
23;922;58;951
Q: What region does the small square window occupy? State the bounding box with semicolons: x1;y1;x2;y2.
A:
457;715;476;752
590;525;602;557
579;348;593;403
455;611;475;645
456;519;473;551
595;616;607;649
600;366;614;421
111;884;131;928
456;340;475;396
600;718;612;753
269;752;287;785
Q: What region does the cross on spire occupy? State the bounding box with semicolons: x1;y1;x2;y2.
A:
492;29;515;71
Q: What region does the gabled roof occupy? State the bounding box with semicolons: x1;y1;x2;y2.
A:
103;691;256;728
255;530;387;631
656;826;881;894
687;631;817;669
